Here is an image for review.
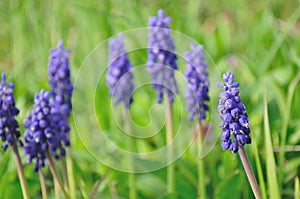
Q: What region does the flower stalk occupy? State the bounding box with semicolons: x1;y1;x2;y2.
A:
124;109;137;199
60;155;69;191
12;144;30;199
38;167;48;199
66;147;77;199
196;122;206;199
238;146;262;199
46;151;69;199
166;91;174;194
89;170;110;199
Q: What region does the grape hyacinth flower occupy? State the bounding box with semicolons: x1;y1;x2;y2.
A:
106;34;134;108
0;73;30;199
184;43;209;121
23;90;70;171
218;72;262;198
0;74;22;150
48;40;73;194
147;9;178;194
147;9;178;103
184;43;210;199
48;40;73;117
106;34;137;198
218;71;251;153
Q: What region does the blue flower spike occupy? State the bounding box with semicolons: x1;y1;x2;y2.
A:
0;74;22;151
23;90;70;171
24;40;73;171
48;40;73;117
218;71;251;153
147;9;178;103
106;34;135;108
184;43;210;121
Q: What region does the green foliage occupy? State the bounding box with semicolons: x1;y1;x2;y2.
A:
0;0;300;198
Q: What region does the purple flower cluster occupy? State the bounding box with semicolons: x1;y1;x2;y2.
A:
218;72;251;153
48;40;73;117
106;34;134;108
184;43;209;121
24;90;70;171
24;40;73;171
0;74;22;150
147;9;178;103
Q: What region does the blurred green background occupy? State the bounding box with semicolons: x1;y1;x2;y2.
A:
1;0;300;198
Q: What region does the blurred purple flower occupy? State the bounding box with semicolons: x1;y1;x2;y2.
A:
24;40;73;171
0;74;22;150
184;43;210;121
24;90;70;171
48;40;73;117
106;34;134;108
218;71;251;153
147;9;178;103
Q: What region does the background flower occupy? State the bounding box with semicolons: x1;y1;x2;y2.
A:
106;34;134;108
184;43;210;121
147;9;178;103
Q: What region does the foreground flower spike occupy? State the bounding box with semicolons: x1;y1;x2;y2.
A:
218;71;251;153
147;9;178;103
0;74;22;150
0;73;30;199
48;40;73;117
106;34;134;108
184;43;209;121
24;90;70;171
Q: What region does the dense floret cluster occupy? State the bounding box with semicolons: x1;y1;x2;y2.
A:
48;40;73;117
184;43;209;120
218;72;251;153
0;74;22;150
106;34;134;108
147;9;178;103
23;90;70;171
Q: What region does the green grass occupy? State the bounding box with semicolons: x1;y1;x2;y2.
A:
1;0;300;198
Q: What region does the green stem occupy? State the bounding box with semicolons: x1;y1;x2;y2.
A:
109;182;119;199
54;180;60;199
60;155;69;191
46;151;69;199
238;146;262;199
39;167;48;199
128;154;137;199
123;109;137;199
197;121;206;199
165;92;174;194
12;144;30;199
295;177;299;199
66;147;77;199
89;170;110;199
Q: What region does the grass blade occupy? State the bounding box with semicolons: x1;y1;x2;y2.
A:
252;141;267;199
295;177;299;199
263;88;280;199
